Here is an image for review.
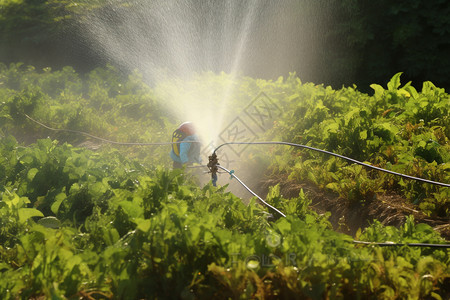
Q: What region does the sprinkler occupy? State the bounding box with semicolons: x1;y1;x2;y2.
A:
207;153;219;186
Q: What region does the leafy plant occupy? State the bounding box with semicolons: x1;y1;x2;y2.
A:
0;66;449;298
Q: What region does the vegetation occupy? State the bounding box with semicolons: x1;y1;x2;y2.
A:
263;72;449;219
0;63;171;164
0;64;449;298
0;136;449;299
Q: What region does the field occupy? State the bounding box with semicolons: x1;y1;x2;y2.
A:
0;64;449;299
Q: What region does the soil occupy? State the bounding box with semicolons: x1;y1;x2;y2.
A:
258;173;450;241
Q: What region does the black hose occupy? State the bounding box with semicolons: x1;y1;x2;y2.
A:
213;141;450;188
352;240;450;248
23;115;449;247
25;114;199;146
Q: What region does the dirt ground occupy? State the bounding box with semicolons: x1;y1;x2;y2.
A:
259;173;450;241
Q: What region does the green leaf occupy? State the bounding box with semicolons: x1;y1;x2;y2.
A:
119;200;143;218
359;130;368;140
419;100;429;108
37;216;61;229
402;84;419;99
397;89;410;98
418;141;426;148
0;262;10;272
104;228;120;246
387;72;403;91
326;182;339;192
324;122;339;133
20;155;34;164
90;181;107;197
135;218;151;232
37;138;53;150
275;218;291;234
18;208;44;223
370;84;385;98
430;292;442;300
51;192;66;214
27;168;39;181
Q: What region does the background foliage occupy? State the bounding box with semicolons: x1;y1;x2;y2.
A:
0;0;449;90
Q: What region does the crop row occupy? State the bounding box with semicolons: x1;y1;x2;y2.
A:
0;137;449;298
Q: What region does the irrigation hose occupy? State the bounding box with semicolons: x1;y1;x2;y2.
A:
22;116;450;247
213;142;450;188
216;165;287;218
215;167;450;248
24;115;449;187
352;240;450;248
186;165;209;169
24;114;199;146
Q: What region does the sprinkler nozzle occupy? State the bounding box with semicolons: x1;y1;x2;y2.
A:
207;153;219;186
